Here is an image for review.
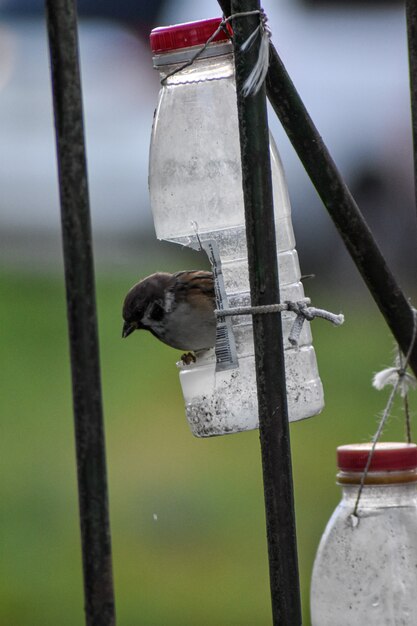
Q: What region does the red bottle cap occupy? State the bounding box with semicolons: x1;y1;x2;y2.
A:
150;17;231;54
337;442;417;472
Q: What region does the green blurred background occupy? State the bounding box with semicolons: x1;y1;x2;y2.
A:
1;1;416;624
1;250;413;626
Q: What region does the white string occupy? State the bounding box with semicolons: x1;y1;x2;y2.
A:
214;298;344;346
372;352;417;398
351;307;417;522
241;9;272;96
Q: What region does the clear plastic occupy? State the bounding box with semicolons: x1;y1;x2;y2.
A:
149;40;324;436
310;480;417;625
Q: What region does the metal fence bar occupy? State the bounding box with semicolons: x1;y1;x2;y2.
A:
406;0;417;222
218;0;417;377
45;1;116;624
231;2;302;624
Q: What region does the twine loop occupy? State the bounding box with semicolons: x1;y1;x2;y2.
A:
239;8;272;96
351;307;417;523
214;298;344;346
372;354;417;399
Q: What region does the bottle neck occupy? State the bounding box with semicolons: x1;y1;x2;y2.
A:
153;40;233;68
339;478;417;508
337;468;417;486
153;42;234;85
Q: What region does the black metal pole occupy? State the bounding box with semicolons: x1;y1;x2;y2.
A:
45;2;116;625
231;2;302;625
406;0;417;221
218;0;417;377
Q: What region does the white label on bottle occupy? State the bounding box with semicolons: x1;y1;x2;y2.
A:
199;239;239;372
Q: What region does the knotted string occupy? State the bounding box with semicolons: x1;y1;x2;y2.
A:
240;8;271;96
351;307;417;523
160;9;271;96
214;298;344;346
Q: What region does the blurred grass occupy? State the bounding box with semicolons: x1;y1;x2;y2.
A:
0;265;413;625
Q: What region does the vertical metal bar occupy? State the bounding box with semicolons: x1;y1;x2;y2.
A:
45;2;116;625
406;0;417;220
231;2;302;624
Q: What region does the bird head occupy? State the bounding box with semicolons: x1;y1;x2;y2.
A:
121;273;172;339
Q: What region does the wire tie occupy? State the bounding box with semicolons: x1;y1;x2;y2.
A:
160;9;271;96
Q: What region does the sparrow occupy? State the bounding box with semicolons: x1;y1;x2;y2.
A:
122;270;216;353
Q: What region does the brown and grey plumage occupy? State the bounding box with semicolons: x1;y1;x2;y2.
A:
122;270;216;351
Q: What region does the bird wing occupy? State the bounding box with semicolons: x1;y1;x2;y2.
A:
168;270;215;315
173;270;214;297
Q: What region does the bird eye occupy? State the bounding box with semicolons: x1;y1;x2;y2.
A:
149;302;165;321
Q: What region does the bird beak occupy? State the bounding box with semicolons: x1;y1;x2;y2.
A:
122;321;137;338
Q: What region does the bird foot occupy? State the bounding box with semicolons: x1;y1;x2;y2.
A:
180;352;196;365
